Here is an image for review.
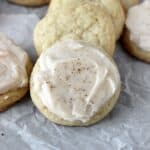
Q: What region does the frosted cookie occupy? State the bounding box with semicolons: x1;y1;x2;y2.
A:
121;0;139;13
122;1;150;63
34;2;116;56
0;33;33;111
49;0;125;40
30;40;121;126
8;0;49;6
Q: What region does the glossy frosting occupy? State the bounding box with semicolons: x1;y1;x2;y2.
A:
0;33;28;94
126;0;150;52
33;40;120;122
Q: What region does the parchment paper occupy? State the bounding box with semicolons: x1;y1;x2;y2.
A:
0;1;150;150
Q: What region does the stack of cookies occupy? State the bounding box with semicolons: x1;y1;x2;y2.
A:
31;0;125;126
2;0;149;127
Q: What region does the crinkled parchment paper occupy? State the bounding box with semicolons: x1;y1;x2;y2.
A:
0;0;150;150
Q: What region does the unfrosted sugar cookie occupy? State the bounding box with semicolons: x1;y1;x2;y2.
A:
30;40;121;126
34;2;116;56
49;0;125;40
0;33;32;111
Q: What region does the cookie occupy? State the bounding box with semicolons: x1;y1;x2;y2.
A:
49;0;125;39
122;1;150;63
0;33;33;111
30;40;121;126
34;2;116;56
8;0;49;6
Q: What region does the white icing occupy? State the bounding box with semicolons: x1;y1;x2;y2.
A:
126;0;150;52
33;40;120;122
0;33;29;94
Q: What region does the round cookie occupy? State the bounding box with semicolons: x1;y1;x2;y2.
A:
0;33;33;111
8;0;49;6
121;0;139;13
34;2;116;56
30;40;121;126
49;0;125;40
122;1;150;63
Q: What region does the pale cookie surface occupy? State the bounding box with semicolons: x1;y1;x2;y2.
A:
49;0;125;40
8;0;49;6
30;40;121;126
0;33;32;111
34;2;116;56
93;0;125;39
122;1;150;63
